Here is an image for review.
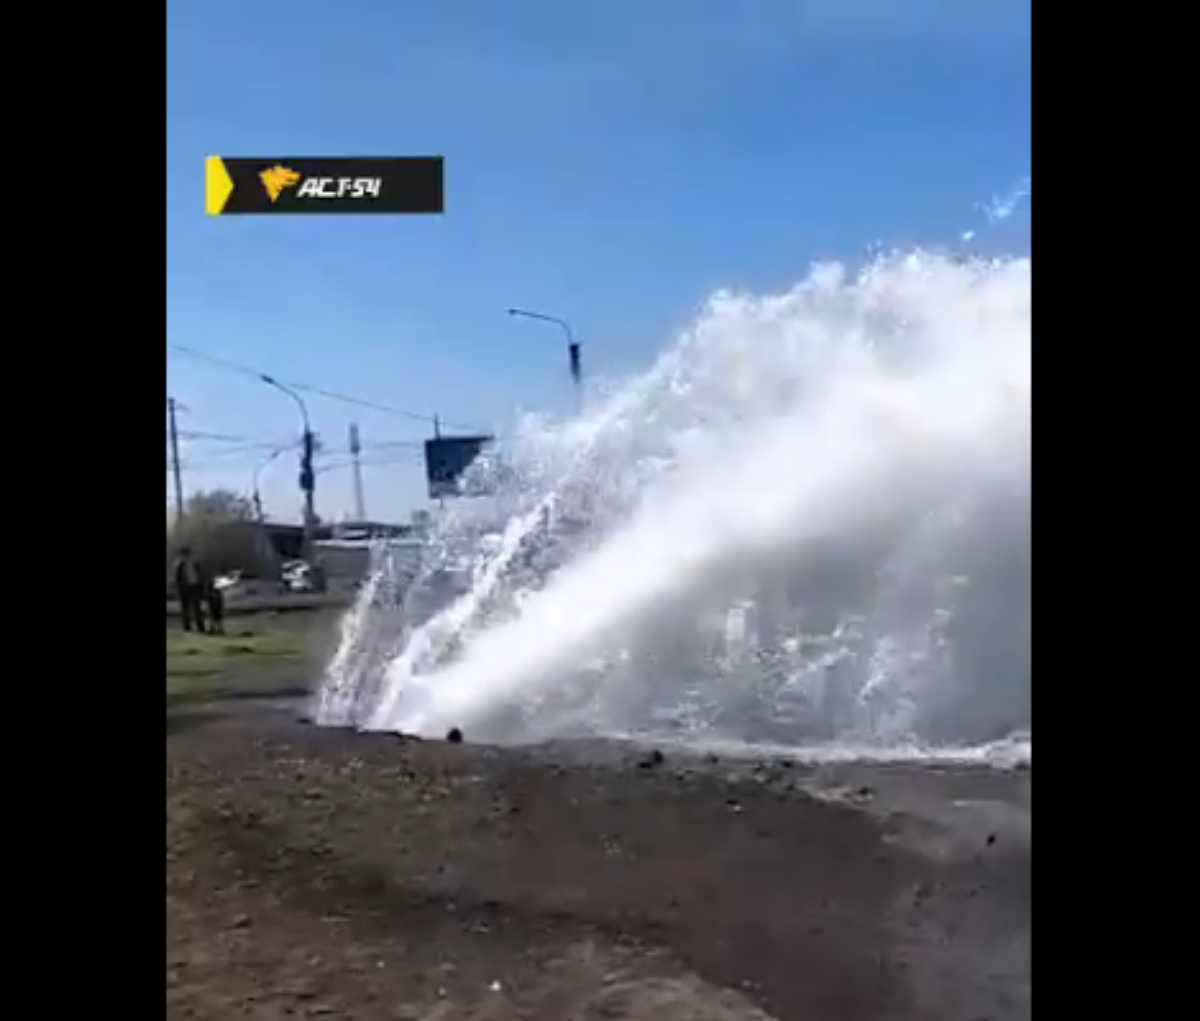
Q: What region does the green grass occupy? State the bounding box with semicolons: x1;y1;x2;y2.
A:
166;611;336;708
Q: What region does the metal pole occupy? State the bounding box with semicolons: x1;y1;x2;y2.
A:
251;447;288;575
432;415;445;511
506;308;583;412
167;397;185;527
349;423;367;522
253;447;286;523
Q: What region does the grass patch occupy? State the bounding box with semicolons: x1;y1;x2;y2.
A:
167;611;336;708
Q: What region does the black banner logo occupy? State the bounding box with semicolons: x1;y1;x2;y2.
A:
206;157;444;215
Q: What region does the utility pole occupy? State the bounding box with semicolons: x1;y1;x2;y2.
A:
258;374;315;557
349;423;366;522
300;429;316;539
167;396;185;526
432;415;445;511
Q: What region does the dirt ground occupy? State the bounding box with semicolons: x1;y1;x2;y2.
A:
166;698;1030;1021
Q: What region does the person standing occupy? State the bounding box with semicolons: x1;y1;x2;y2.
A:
204;571;226;635
173;546;206;633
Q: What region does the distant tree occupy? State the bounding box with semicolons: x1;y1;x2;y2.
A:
185;489;256;523
167;489;279;580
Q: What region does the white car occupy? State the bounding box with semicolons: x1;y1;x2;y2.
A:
283;562;317;593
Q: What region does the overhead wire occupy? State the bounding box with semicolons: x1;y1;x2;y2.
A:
167;341;488;434
166;348;478;515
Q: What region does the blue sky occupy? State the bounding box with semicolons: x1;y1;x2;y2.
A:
166;0;1032;522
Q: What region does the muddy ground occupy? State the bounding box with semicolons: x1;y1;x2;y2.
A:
166;700;1029;1021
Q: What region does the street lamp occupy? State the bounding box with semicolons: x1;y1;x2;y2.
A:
506;308;583;411
252;446;287;523
259;374;317;555
251;445;290;576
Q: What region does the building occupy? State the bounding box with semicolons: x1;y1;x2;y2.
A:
260;519;426;589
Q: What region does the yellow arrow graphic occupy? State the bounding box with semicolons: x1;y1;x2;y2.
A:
205;156;234;216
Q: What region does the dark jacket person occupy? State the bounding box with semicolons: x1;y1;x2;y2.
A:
173;546;206;633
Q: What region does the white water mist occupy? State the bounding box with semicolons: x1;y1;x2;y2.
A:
317;250;1031;760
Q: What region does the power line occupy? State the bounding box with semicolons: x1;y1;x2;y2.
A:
169;431;422;463
166;386;443;520
172;425;414;449
319;449;424;474
175;428;278;443
171;425;425;449
173;434;422;473
167;342;486;433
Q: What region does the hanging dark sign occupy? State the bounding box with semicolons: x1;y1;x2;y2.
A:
424;435;493;499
